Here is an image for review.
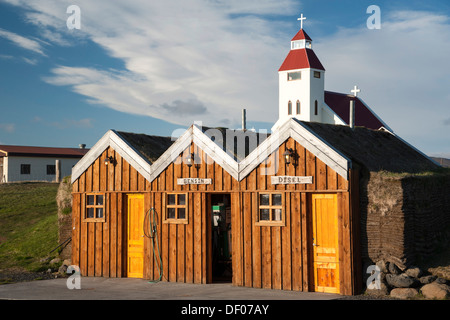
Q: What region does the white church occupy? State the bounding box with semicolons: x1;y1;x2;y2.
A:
272;15;391;132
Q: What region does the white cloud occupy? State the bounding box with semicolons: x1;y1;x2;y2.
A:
0;123;15;133
0;28;46;56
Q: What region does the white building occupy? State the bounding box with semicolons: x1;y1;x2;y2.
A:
0;145;89;183
272;26;392;132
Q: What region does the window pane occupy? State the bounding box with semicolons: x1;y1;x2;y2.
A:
168;208;176;219
260;194;270;206
272;209;282;221
178;208;186;220
168;194;176;205
178;194;186;205
47;165;56;175
87;195;95;206
87;208;95;218
96;195;104;205
288;72;301;81
20;164;31;175
272;194;282;206
260;209;270;221
96;208;104;219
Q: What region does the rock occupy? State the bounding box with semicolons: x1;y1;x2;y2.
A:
366;282;390;297
405;266;422;279
390;288;419;299
435;278;449;285
50;258;61;265
419;275;437;285
421;282;450;299
376;260;389;274
58;264;68;275
386;273;420;288
388;262;401;275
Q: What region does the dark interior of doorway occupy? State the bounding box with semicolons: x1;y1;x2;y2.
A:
210;193;232;283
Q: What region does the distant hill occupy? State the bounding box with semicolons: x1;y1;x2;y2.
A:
431;157;450;168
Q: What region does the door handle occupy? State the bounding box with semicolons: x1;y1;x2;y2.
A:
312;238;319;247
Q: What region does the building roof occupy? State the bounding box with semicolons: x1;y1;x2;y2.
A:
299;120;439;174
278;48;325;72
0;145;89;158
116;131;174;164
200;127;270;161
291;29;312;41
324;91;391;131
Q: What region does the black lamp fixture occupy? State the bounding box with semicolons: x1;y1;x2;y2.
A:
186;153;195;168
283;148;294;165
104;156;115;165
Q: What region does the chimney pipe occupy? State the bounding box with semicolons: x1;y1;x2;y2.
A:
79;144;86;149
242;109;246;131
349;100;355;129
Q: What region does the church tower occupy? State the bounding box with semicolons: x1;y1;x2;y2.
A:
273;15;328;130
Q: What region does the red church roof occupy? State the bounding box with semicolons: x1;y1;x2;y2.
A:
279;48;325;71
324;91;389;131
291;29;312;41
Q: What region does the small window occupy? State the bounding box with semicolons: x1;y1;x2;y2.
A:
165;193;188;224
20;164;31;175
288;101;292;115
287;71;301;81
314;100;318;115
296;100;301;114
314;71;321;78
47;165;56;175
257;193;284;226
85;193;105;222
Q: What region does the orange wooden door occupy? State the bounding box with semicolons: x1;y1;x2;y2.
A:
127;194;145;278
311;194;340;293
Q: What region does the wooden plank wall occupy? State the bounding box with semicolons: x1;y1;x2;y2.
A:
72;139;360;294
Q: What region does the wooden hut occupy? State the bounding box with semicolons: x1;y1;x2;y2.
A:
70;118;441;295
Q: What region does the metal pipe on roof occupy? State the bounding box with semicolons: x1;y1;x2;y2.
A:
349;100;355;129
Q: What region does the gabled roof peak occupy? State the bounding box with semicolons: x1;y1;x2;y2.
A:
291;29;312;41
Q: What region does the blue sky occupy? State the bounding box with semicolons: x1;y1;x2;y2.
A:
0;0;449;158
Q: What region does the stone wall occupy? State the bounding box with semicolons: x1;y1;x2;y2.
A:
359;171;450;269
56;176;72;260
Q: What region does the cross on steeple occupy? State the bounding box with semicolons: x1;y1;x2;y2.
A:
298;13;306;30
351;85;361;97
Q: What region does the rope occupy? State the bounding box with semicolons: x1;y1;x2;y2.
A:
143;207;163;283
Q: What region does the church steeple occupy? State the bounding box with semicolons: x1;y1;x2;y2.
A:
272;14;328;131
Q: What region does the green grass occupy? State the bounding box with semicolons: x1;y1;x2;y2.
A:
0;182;59;272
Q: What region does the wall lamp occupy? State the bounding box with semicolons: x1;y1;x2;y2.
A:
283;148;296;166
186;153;195;168
104;156;115;165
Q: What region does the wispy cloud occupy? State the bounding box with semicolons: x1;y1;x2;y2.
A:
0;123;15;133
50;118;94;129
0;28;46;56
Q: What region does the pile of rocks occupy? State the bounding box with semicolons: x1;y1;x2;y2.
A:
365;260;450;299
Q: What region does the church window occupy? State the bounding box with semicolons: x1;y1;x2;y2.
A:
287;72;301;81
314;100;318;115
288;101;292;115
314;71;321;78
296;100;301;114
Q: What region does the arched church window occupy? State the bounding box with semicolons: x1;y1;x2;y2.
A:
296;100;301;114
288;101;292;115
314;100;318;115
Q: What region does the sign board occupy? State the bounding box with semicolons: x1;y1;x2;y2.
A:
271;176;313;185
177;178;212;185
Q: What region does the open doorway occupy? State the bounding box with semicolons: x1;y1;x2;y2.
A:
210;193;232;283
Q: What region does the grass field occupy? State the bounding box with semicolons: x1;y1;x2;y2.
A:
0;182;59;272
